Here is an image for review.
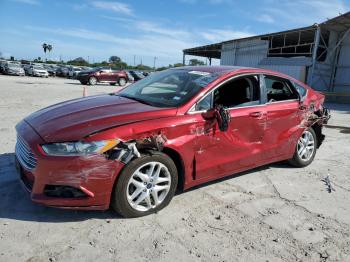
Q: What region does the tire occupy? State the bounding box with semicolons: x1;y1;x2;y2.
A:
88;76;97;85
118;77;127;86
112;151;178;218
109;82;117;86
288;127;317;167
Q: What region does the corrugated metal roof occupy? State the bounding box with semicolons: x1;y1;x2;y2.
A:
184;12;350;58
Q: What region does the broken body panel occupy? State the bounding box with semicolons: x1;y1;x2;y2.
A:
15;66;330;210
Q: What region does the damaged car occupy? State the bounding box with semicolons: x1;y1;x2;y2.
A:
15;66;330;217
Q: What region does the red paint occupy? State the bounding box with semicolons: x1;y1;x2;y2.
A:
15;66;326;210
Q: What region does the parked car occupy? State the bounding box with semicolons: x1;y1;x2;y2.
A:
76;67;128;86
125;71;134;82
27;65;49;77
128;70;145;81
15;66;330;218
4;63;25;76
56;66;69;77
67;66;82;78
43;65;58;77
0;60;7;73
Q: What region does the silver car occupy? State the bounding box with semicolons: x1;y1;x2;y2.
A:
4;63;25;76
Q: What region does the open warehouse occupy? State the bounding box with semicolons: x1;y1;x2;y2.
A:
183;12;350;103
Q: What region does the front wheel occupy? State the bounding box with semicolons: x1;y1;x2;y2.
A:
88;76;97;85
118;77;127;86
112;152;178;218
288;128;317;167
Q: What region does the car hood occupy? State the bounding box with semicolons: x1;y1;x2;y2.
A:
34;69;47;73
25;94;177;143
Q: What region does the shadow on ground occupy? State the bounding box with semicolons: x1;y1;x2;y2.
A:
0;152;289;223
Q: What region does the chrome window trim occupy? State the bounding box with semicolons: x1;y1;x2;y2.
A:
266;98;299;105
187;73;262;114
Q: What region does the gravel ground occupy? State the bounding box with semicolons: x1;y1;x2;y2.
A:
0;75;350;262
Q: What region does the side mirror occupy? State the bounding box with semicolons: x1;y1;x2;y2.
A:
201;108;215;120
215;105;230;132
201;106;231;132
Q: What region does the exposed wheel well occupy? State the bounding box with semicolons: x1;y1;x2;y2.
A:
310;123;324;148
162;147;185;193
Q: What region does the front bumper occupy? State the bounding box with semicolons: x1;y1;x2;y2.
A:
76;75;90;82
33;71;48;77
7;71;25;76
15;120;124;210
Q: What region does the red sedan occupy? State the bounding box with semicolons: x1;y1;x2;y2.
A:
15;66;330;217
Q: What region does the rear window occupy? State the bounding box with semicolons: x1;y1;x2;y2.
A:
293;82;307;97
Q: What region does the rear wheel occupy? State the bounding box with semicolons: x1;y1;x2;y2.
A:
118;77;127;86
88;76;97;85
112;152;178;218
288;128;317;167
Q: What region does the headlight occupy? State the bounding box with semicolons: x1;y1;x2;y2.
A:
42;140;119;156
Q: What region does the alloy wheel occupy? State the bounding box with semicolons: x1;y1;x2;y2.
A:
297;130;315;161
126;161;171;212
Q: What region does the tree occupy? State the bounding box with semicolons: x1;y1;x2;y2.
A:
189;59;205;66
108;55;127;69
47;44;53;61
67;57;89;66
42;43;48;54
109;56;121;64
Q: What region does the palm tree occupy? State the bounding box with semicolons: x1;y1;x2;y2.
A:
47;44;53;61
42;43;48;61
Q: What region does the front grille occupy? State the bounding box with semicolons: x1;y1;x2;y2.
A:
15;135;37;170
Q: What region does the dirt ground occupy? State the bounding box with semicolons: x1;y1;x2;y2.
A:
0;75;350;262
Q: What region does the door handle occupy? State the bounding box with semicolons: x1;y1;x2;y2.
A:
249;112;263;118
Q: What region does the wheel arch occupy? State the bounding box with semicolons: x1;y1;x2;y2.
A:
162;147;185;193
310;123;324;148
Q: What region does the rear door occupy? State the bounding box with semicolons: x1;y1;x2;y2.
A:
98;69;113;82
262;74;303;161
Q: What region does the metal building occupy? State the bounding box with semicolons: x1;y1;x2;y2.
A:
183;12;350;102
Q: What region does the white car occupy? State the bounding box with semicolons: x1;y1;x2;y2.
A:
27;65;49;77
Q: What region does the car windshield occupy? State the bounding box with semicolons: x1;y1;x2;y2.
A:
8;64;21;68
118;69;222;107
34;66;44;69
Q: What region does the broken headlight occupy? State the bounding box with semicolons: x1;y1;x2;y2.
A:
41;140;119;156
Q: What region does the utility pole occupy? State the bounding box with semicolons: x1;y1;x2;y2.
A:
153;56;157;70
133;55;136;67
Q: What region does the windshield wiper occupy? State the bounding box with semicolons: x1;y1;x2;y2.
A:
118;94;154;106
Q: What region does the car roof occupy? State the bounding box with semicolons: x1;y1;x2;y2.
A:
171;66;298;83
172;66;250;73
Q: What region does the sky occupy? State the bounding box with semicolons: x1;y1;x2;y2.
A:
0;0;349;67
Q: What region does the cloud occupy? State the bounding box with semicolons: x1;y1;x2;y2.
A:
179;0;233;4
10;0;39;5
256;14;275;24
260;0;348;26
91;1;132;15
201;29;253;43
24;26;197;62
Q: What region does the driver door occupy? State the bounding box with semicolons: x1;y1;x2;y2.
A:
191;74;267;181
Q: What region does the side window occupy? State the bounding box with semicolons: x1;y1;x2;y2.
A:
195;93;212;111
213;75;261;108
293;82;307;98
264;75;298;102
